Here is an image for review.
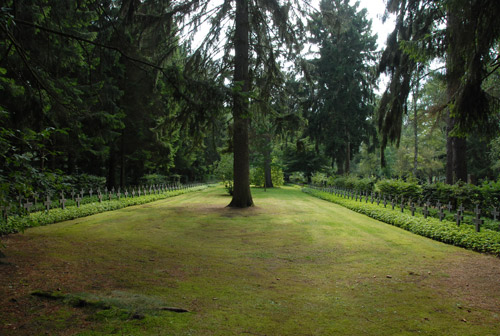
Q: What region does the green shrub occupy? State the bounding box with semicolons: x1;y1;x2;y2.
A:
251;167;285;187
311;172;328;186
303;187;500;256
139;174;170;186
375;179;422;200
289;172;306;184
0;185;209;236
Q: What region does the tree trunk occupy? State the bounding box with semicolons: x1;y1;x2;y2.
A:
345;141;351;175
264;155;273;188
228;0;253;207
445;8;468;184
412;76;419;178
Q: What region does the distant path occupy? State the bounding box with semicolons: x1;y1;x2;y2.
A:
1;186;499;335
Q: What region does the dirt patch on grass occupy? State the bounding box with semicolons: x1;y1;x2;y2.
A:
428;252;500;312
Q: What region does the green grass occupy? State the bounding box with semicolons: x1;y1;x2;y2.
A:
1;186;499;335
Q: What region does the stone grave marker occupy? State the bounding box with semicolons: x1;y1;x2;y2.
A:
400;199;405;213
71;190;76;201
491;207;499;221
447;202;453;213
410;202;416;216
75;195;82;208
422;203;429;219
98;193;103;203
23;199;33;213
89;189;93;198
33;192;39;207
438;207;445;221
44;195;52;211
60;193;67;209
473;207;483;232
454;210;463;226
108;192;112;201
391;198;396;210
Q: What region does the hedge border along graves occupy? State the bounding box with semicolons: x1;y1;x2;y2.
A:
303;187;500;256
1;185;210;236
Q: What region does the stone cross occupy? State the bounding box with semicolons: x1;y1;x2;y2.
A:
438;207;445;221
117;192;121;200
60;194;67;209
458;204;465;214
400;200;405;213
436;201;442;210
365;193;369;203
80;189;85;198
44;195;52;211
447;202;453;213
33;192;39;206
98;193;103;203
89;189;93;198
138;189;141;197
473;215;483;232
383;197;388;208
454;210;463;226
104;186;108;194
132;189;136;197
16;194;23;207
391;198;395;210
124;190;129;198
71;189;76;201
75;195;82;208
410;202;416;216
108;192;112;201
23;200;33;213
473;205;483;232
422;204;429;219
491;207;499;221
370;193;374;204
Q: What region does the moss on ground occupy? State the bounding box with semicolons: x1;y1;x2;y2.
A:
1;186;499;335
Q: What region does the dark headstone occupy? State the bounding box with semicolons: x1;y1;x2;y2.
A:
438;207;445;221
455;211;463;226
422;204;429;219
410;202;416;216
23;200;33;213
391;198;395;210
447;202;453;213
491;207;499;221
383;197;388;208
44;195;52;211
60;194;67;209
75;195;82;208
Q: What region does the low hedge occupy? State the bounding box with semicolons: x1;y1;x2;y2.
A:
1;185;209;236
303;187;500;256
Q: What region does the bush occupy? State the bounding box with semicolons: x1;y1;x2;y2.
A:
375;178;422;201
311;172;328;186
1;185;209;236
214;153;234;195
289;172;307;184
139;174;170;186
327;175;376;193
251;166;285;187
303;187;500;256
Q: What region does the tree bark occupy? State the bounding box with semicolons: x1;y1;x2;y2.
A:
228;0;253;207
445;7;468;184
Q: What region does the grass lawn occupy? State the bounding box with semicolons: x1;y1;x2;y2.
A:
1;186;499;335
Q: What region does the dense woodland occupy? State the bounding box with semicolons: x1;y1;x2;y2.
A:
1;0;500;208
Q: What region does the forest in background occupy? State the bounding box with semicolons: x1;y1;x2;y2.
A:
1;0;500;207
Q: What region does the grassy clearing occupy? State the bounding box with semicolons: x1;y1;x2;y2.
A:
1;186;500;335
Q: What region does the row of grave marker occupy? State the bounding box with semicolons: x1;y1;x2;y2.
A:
0;183;204;220
311;186;500;233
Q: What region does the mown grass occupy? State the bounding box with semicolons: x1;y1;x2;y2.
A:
1;186;499;335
